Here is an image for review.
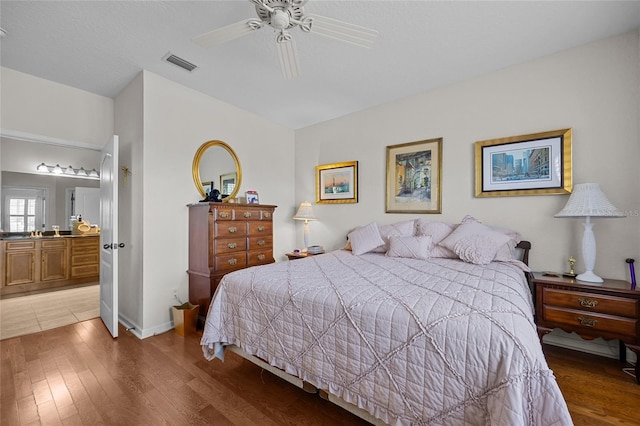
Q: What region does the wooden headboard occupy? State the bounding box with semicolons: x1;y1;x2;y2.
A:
516;240;531;266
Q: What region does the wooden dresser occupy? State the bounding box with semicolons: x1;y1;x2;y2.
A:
188;202;276;318
532;272;640;383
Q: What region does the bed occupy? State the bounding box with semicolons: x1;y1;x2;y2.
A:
201;217;573;425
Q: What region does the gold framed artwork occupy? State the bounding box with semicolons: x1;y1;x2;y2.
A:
316;161;358;204
220;172;237;196
386;138;442;214
474;128;572;197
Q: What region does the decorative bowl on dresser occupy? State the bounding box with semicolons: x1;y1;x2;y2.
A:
187;203;276;320
532;271;640;383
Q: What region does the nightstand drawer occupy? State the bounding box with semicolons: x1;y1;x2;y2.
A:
543;306;638;338
543;288;639;318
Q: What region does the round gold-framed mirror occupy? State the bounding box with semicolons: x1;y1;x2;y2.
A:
192;140;242;202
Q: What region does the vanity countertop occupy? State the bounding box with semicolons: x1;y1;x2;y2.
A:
0;233;99;240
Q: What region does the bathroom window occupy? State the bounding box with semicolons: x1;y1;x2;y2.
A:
2;188;45;232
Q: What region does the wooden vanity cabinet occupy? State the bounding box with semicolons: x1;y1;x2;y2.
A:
4;240;37;286
188;203;276;319
1;235;99;296
40;239;69;282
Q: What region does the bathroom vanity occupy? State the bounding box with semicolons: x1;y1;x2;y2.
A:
1;234;100;297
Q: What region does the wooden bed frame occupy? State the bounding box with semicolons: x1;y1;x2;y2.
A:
221;241;532;424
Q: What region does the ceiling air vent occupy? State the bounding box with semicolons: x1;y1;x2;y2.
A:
162;52;198;72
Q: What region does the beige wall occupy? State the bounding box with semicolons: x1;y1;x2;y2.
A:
295;30;640;282
117;71;296;337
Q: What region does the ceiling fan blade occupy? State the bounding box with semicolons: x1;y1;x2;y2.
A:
276;35;300;79
305;14;377;49
193;19;263;48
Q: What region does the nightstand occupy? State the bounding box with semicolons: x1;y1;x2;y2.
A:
532;272;639;384
285;252;316;260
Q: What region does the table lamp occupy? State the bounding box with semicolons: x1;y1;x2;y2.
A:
292;201;317;250
555;183;624;282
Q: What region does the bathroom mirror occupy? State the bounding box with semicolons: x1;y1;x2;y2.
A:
192;140;242;201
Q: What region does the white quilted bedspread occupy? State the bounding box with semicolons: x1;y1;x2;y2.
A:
201;250;573;425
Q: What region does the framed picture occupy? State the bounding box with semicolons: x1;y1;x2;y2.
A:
316;161;358;204
474;128;572;197
220;172;237;196
386;138;442;213
246;190;259;204
201;181;213;196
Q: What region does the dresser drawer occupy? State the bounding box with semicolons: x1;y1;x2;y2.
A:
42;239;68;249
71;237;98;248
247;236;272;251
214;222;247;238
71;264;100;278
6;240;36;250
215;238;247;254
72;253;99;266
236;208;259;220
248;221;273;235
215;209;234;220
214;253;247;273
543;306;638;339
248;250;273;266
543;288;638;318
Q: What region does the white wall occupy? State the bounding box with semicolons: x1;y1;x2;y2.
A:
0;67;113;147
125;71;296;337
295;30;640;283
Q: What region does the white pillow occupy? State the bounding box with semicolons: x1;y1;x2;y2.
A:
347;222;385;255
386;235;432;260
415;219;458;258
439;221;511;265
373;220;416;253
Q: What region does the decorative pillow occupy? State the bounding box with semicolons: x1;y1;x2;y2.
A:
386;235;432;260
373;220;416;253
439;221;511;265
415;219;458;258
347;222;385;256
459;215;521;261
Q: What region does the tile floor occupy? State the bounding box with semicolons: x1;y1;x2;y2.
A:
0;284;99;340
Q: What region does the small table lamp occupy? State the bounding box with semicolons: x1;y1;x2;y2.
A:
555;183;625;283
292;201;317;250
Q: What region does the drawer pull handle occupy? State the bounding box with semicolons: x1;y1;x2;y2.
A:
227;243;237;249
578;297;598;308
219;212;230;219
264;213;271;218
578;316;597;327
257;240;265;246
244;212;252;218
228;226;237;233
258;226;265;232
228;258;237;266
258;254;265;261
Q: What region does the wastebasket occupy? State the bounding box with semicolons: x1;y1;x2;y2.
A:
172;302;199;336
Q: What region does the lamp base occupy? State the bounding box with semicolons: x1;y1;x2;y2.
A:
577;270;604;283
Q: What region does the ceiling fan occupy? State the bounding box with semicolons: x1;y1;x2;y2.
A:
192;0;378;79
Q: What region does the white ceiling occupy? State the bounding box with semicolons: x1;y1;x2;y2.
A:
2;1;639;129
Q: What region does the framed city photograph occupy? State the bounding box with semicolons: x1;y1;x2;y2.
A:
220;172;237;196
386;138;442;214
474;128;572;197
316;161;358;204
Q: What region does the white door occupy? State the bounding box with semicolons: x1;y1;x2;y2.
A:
100;136;119;338
75;187;100;225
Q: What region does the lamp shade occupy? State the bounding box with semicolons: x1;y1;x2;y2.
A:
292;201;317;221
555;183;624;218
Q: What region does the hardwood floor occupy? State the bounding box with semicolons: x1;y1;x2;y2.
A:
1;318;639;425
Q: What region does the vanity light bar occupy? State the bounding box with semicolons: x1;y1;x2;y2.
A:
36;163;100;180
